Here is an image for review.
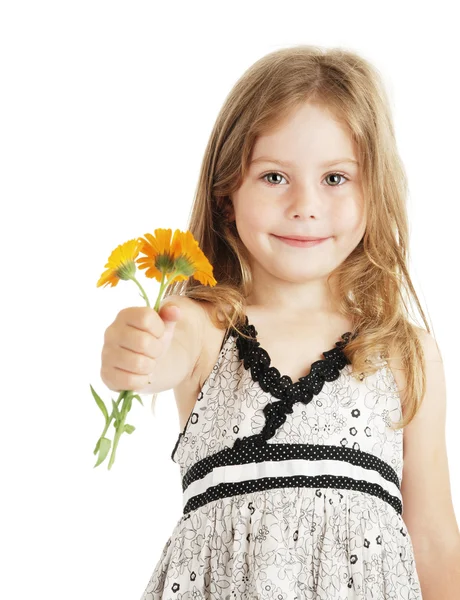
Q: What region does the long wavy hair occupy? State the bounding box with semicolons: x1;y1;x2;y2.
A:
152;45;434;430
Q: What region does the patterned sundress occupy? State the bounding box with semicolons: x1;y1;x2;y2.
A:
140;315;422;599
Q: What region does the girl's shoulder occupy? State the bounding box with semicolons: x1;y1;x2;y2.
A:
385;325;439;419
185;299;231;389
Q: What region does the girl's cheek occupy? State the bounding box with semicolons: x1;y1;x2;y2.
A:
247;208;272;230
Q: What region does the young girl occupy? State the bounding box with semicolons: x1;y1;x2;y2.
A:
104;45;460;599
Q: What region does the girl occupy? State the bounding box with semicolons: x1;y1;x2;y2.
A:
136;46;460;598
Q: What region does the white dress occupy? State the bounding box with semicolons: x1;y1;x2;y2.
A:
140;315;423;599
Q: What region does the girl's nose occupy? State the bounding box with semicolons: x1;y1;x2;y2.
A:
287;186;322;219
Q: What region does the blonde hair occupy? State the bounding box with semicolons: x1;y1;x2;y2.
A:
153;44;434;430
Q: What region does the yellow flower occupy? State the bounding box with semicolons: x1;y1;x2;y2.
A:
96;238;142;288
136;228;217;287
92;227;217;470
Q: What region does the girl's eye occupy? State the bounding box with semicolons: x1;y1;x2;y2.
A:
261;172;287;187
260;171;349;187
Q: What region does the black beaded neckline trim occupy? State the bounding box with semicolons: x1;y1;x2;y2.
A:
232;315;357;445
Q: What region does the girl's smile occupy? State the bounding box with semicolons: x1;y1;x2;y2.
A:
271;234;331;248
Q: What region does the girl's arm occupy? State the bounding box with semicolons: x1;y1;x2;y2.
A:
390;328;460;599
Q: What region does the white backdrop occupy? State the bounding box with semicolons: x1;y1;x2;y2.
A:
1;1;458;598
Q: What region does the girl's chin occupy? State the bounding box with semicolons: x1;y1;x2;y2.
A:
269;264;331;281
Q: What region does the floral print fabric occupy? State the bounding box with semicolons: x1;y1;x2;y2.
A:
140;319;422;599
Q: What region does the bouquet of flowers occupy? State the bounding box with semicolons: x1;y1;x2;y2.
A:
91;228;216;470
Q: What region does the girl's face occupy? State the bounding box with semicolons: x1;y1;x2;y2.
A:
229;102;366;289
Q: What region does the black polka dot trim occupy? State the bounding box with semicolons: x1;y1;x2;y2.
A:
234;315;357;442
183;475;402;516
180;441;402;516
182;440;400;491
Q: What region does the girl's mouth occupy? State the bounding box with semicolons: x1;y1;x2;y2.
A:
273;235;330;248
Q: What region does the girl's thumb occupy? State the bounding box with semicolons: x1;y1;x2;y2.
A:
158;304;182;330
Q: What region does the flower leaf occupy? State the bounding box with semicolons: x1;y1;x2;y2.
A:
124;424;135;434
90;385;109;424
93;437;111;467
111;399;121;419
132;394;144;406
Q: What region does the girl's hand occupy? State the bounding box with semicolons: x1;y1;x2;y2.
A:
100;304;182;393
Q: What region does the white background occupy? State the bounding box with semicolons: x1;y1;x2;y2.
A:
1;1;459;598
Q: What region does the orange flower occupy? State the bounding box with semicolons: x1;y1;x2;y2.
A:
136;228;217;287
96;238;143;289
92;228;217;470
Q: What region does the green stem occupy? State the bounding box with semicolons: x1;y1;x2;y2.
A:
153;272;166;311
130;276;151;307
95;266;182;469
96;390;125;444
131;270;177;311
153;270;181;311
108;391;131;470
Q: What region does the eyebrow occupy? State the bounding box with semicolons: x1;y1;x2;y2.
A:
250;157;359;168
